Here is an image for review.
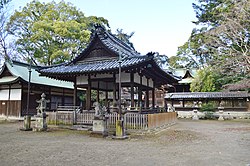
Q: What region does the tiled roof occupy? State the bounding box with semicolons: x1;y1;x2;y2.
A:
71;26;140;64
173;69;197;78
0;61;73;89
0;76;19;84
40;56;150;75
165;91;249;99
96;26;140;58
178;77;193;84
38;26;178;83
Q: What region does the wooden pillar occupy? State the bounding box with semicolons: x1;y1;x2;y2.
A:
138;75;142;108
152;81;155;108
130;72;135;107
47;86;51;110
105;82;108;107
20;83;23;117
86;75;91;110
113;73;116;103
73;77;77;106
7;84;11;117
62;88;65;106
138;87;142;108
232;99;234;111
146;79;149;108
146;89;149;108
97;81;100;102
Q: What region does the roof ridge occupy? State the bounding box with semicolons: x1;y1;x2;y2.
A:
96;26;140;57
103;30;135;52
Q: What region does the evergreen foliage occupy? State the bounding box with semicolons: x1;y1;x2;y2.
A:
7;0;109;65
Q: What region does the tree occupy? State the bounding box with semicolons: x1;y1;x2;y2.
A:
190;67;219;92
7;0;109;65
207;0;250;86
146;52;170;69
176;28;214;69
0;0;10;9
179;0;250;91
168;56;187;69
0;0;11;62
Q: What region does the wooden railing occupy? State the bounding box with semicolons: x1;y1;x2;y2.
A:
106;113;149;130
47;111;74;125
76;112;95;124
47;111;177;130
57;106;82;113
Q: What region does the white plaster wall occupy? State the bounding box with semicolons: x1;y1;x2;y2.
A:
10;89;21;100
115;72;130;83
0;89;8;100
94;73;113;79
148;78;153;88
0;89;21;100
177;111;250;119
134;73;140;84
76;75;88;85
142;76;147;86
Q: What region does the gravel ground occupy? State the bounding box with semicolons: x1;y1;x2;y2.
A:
0;119;249;166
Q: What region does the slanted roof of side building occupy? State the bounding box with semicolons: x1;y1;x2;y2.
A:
165;91;249;99
0;60;73;89
172;68;197;84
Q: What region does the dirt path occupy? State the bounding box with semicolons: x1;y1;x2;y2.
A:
0;120;249;166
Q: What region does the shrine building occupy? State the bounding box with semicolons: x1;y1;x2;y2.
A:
38;26;178;111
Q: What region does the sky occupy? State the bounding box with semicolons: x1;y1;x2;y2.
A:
11;0;197;57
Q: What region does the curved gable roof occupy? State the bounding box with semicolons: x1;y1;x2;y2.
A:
71;26;139;64
38;26;179;84
0;61;73;89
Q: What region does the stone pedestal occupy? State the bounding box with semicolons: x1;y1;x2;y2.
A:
218;109;224;121
92;119;108;137
33;113;47;131
20;115;32;131
192;110;199;120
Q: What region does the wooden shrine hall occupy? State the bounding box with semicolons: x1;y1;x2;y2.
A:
39;26;178;111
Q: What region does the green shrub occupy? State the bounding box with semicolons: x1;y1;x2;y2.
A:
200;102;216;119
200;102;216;112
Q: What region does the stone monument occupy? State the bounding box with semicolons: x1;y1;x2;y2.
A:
33;93;50;131
91;102;108;137
218;101;225;121
167;103;175;112
192;101;199;120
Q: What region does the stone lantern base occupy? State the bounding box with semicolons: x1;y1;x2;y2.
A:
33;113;47;132
91;119;108;137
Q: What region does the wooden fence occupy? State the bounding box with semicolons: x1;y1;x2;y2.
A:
47;112;177;130
147;112;176;129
